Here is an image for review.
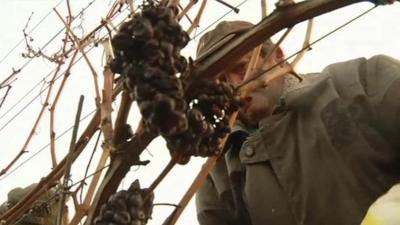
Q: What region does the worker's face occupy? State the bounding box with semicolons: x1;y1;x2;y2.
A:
223;52;284;125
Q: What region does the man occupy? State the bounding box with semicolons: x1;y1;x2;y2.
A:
195;20;400;225
0;184;59;225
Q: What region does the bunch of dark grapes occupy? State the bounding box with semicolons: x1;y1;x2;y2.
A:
166;80;242;161
109;1;242;164
94;180;154;225
110;1;189;137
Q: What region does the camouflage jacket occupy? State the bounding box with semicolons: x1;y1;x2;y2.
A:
196;55;400;225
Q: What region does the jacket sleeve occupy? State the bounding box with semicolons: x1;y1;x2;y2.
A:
195;175;236;225
324;54;400;146
368;55;400;146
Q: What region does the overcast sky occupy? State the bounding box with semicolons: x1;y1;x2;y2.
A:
0;1;399;225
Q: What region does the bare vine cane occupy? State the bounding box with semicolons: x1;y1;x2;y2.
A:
125;0;135;14
49;13;74;168
68;141;110;225
0;37;75;179
238;18;314;94
57;95;85;225
84;121;157;225
0;85;11;111
188;0;374;86
48;50;83;167
100;63;115;150
167;0;195;26
236;2;380;92
0;80;124;225
1;110;99;225
177;0;198;21
67;66;116;225
54;9;102;107
0;1;129;223
78;39;119;220
242;0;270;88
61;2;124;223
0;69;19;96
186;0;208;35
56;1;123;61
0;0;125;180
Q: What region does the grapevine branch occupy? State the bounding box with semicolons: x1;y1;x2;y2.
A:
242;0;270;85
261;0;267;18
0;50;74;178
54;3;127;221
0;108;96;225
48;49;80;166
82;80;135;225
186;0;207;34
0;1;127;178
66;0;73;19
55;4;123;64
67;133;110;225
49;9;74;168
0;68;20;89
189;0;369;85
0;3;129;224
21;13;64;63
100;67;115;148
0;85;12;111
78;130;102;204
84;121;157;225
237;5;376;92
0;80;123;225
239;18;315;94
65;68;117;225
291;19;314;69
54;8;102;106
57;95;85;225
0;0;106;127
177;0;197;21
